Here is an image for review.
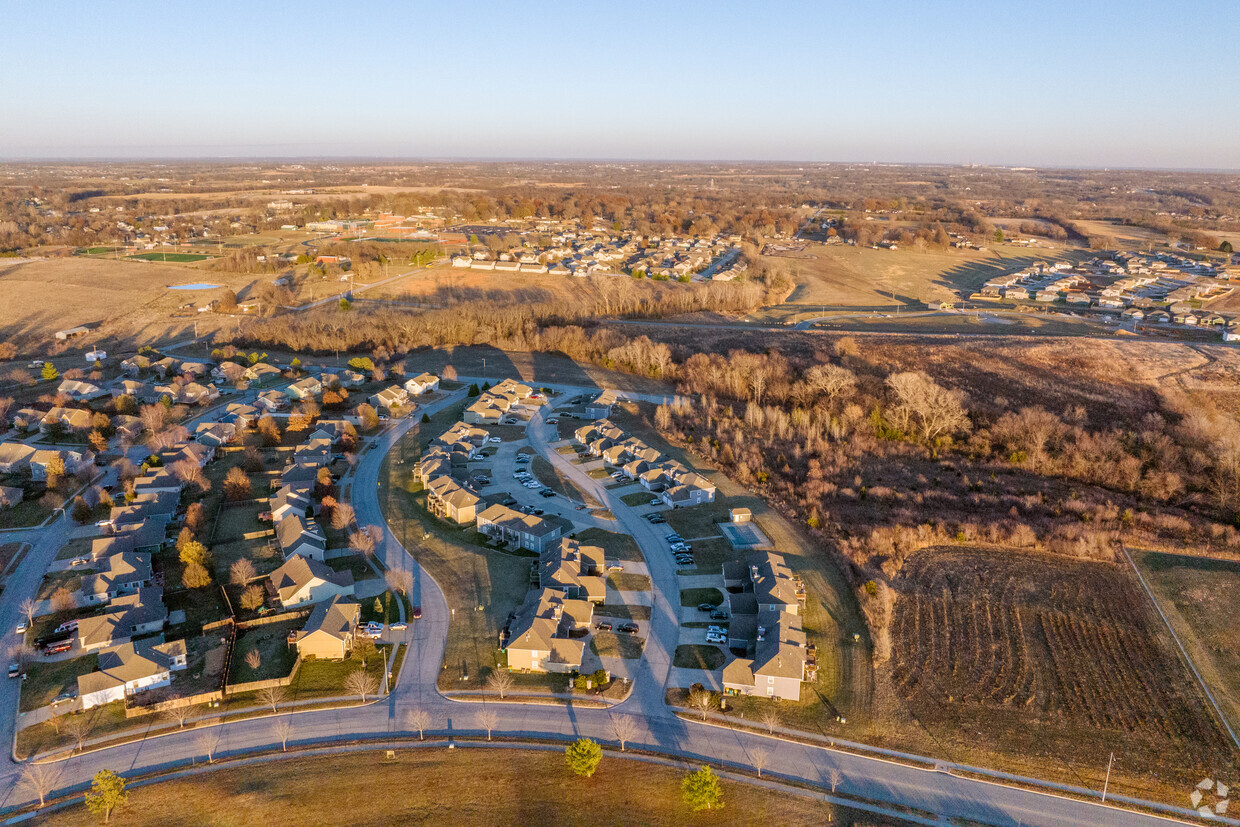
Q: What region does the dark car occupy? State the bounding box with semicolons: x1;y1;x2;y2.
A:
411;606;422;619
618;623;639;634
710;610;729;621
697;603;714;613
539;490;555;498
594;621;613;632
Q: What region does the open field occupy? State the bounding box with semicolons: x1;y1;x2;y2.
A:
1132;550;1240;739
890;546;1239;800
33;749;873;827
1071;219;1169;247
371;262;591;307
127;252;212;263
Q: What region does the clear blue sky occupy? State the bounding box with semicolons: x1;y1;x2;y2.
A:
2;0;1237;168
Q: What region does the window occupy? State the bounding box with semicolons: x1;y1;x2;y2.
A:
767;676;775;684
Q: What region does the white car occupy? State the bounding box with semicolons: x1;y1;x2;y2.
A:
706;633;727;644
488;436;502;444
15;622;28;635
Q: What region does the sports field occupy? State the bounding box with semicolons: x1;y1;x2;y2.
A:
127;252;212;263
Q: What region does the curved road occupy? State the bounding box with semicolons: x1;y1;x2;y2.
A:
0;386;1215;826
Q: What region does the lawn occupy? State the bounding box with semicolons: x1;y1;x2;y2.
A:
33;749;849;827
326;552;380;582
288;653;386;699
532;456;595;505
228;621;300;685
359;589;401;625
590;631;645;659
379;432;532;690
607;572;651;591
36;569;87;601
621;491;660;507
0;492;63;529
573;527;644;563
0;541;28;575
54;537;94;561
674;644;726;670
1133;550;1240;737
593;604;652;622
679;587;724;608
20;653;99;711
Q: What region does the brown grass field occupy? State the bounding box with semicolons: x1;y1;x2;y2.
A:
1070;219;1170;247
34;750;889;827
890;547;1239;801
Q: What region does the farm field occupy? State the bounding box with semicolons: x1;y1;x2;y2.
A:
31;749;874;827
1131;550;1240;740
889;547;1238;801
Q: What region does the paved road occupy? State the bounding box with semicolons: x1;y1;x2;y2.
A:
0;381;1216;826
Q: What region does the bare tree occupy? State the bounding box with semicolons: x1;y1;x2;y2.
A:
828;767;843;793
348;527;375;558
751;747;771;778
161;701;195;729
243;648;262;670
477;707;498;741
486;670;514;699
197;730;221;764
271;718;294;752
258;686;287;713
19;762;61;806
688;687;716;721
239;585;265;611
65;715;92;753
50;587;75;614
171;459;209;493
405;707;430;741
344;670;378;702
223;466;252;501
761;707;780;735
331;503;356;531
610;715;637;752
886;371;970;446
385;568;413;597
18;598;36;627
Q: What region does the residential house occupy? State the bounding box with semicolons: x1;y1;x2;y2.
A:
244;363;282;386
109;490;179;529
268;555;354;609
11;408;44;433
76;588;168;651
721;609;808;701
30;448;93;481
0;486;23;508
40;407;93;433
403;373;440;396
57;379;107;402
79;551;152;605
338;370;366;387
77;638;188;710
151;357;179;378
277;513;327;561
255;390;290;412
270;483;315;523
194;421;237;449
539;538;606;602
132;467;182;497
584;390;618;419
111;415;144;441
476;504;566;553
426;476;481;525
224;402;259;429
0;442;36;474
370;386;410;415
288;377;322;400
503;590;591;673
292;595;360;660
120;355;151;376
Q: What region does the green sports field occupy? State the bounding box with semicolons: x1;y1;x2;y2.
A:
127;252;211;262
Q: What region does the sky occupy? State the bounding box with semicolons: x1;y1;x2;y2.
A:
2;0;1238;169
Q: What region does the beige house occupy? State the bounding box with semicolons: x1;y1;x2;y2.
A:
539;538;606;602
476;504;566;553
77;588;168;651
77;639;188;710
504;590;591;673
269;555;354;608
426;476;481;524
293;595;360;660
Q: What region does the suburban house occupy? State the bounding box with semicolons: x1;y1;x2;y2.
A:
476;504;566;553
40;407;93;433
0;442;36;474
370;386;409;415
77;639;188;710
425;476;481;524
57;379;107;402
30;448;93;481
111;414;144;441
403;372;440;396
109;489;179;528
151;357;179;378
503;589;591;673
10;408;45;432
132;467;183;497
79;551;152;605
194;421;237;449
76;588;168;651
584;389;618;419
288;376;322;400
539;538;606;602
270;483;315;523
224;402;259;429
337;370;366;387
268;555;355;609
463;396;507;425
121;355;151;376
719;552;810;701
255;390;290;412
244;363;283;386
0;485;23;508
277;513;328;561
292;595;360;660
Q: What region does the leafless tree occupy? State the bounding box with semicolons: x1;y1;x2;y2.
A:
886;371;970;446
223;466;251;500
385;568;413;597
19;762;61;806
197;730;221;763
271;718;294;752
761;707;780;735
171;459;209;493
161;700;195;729
477;707;498;741
50;587;75;614
828;767;843;793
331;503;356;531
610;715;637;752
345;669;378;702
65;715;92;753
240;585;265;611
688;687;716;721
18;598;37;627
751;747;770;778
486;670;514;699
229;558;257;585
348;527;375;557
258;686;287;712
244;648;262;670
405;707;429;740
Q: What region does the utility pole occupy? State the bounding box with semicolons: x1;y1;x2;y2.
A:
1101;751;1114;802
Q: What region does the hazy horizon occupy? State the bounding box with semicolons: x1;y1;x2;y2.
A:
3;0;1238;169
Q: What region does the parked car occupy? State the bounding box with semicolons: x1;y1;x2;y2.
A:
647;515;666;524
546;418;559;424
390;621;408;631
54;619;79;634
7;663;21;679
618;623;639;634
710;610;729;621
51;690;77;705
707;625;726;635
594;622;613;632
15;621;28;635
648;498;661;506
539;489;555;498
44;641;72;655
706;633;727;644
697;603;714;612
70;557;89;567
488;436;502;444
